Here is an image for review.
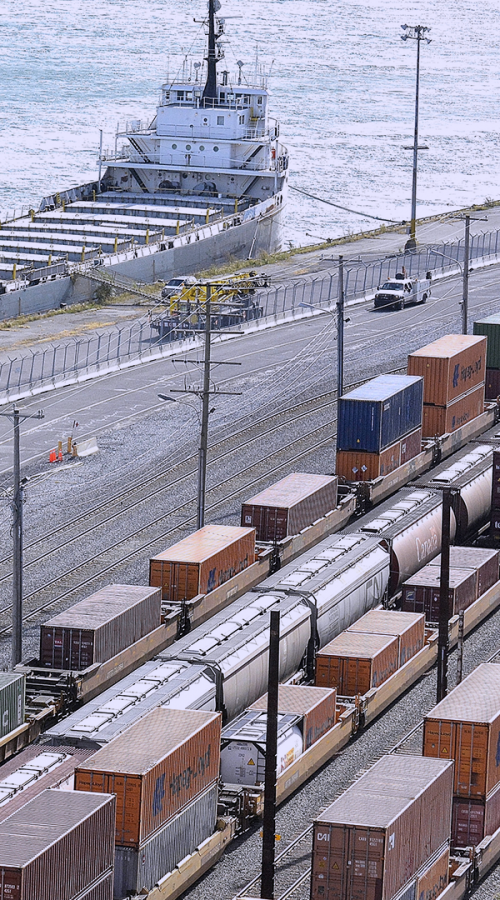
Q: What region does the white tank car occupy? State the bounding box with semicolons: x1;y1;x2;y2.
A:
220;711;304;786
417;445;493;540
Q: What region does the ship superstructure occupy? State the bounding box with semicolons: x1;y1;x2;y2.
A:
0;0;288;308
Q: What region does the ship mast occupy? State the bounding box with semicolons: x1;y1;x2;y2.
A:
202;0;219;103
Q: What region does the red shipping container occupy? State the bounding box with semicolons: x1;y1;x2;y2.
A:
400;427;422;465
401;565;478;623
421;384;485;438
423;663;500;799
310;755;453;900
241;473;338;542
315;632;399;696
336;441;401;482
485;368;500;401
75;707;221;848
427;547;499;599
408;334;486;406
249;684;337;749
149;525;255;601
346;609;425;666
452;780;500;847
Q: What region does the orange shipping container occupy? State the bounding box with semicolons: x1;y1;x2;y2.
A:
249;684;336;749
423;663;500;799
336;441;401;482
149;524;255;601
75;707;221;848
421;384;485;438
347;609;425;666
408;334;486;406
315;631;399;696
415;843;449;900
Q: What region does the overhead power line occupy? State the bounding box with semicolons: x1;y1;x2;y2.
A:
289;185;401;224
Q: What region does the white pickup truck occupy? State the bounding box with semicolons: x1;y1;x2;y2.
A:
374;272;432;310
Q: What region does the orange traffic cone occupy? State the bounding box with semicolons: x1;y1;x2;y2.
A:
49;449;57;463
58;449;63;462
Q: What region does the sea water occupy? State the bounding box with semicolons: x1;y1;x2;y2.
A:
0;0;499;245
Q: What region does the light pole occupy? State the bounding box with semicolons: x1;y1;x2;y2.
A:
401;24;431;251
299;258;350;401
428;248;468;332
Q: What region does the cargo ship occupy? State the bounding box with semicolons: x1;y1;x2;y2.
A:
0;0;288;312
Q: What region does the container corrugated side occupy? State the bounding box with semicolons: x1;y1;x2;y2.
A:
75;707;221;847
113;782;218;899
415;843;449;900
485;367;500;401
421;384;485;438
241;473;338;542
79;872;114;900
408;334;487;406
315;632;399;696
452;780;500;847
0;789;116;900
336;441;401;482
40;585;162;670
401;565;478;622
337;375;423;453
0;672;24;740
423;663;500;798
249;685;337;749
400;427;422;465
347;609;425;666
427;547;499;599
474;314;500;369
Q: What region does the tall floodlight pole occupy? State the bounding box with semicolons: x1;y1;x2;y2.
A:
401;25;431;250
337;256;345;398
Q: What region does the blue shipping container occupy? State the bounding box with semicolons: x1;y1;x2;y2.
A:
337;374;424;453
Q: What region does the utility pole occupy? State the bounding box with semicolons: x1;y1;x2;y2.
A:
0;405;44;667
401;25;431;251
437;488;456;703
462;214;470;334
337;256;345;398
261;609;280;900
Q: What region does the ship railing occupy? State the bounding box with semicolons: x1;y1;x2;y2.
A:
116;124;269;142
110;151;271;171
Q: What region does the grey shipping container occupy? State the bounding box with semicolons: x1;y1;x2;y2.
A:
427;547;499;599
401;565;478;622
241;473;338;542
337;374;423;453
40;584;162;670
0;789;116;900
113;781;218;898
0;672;24;740
310;755;453;900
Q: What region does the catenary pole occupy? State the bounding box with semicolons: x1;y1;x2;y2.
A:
337;255;344;398
462;214;470;334
197;283;212;530
261;609;280;899
437;488;454;703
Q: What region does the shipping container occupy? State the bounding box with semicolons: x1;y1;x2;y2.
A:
40;584;161;670
408;334;486;406
336;441;401;482
79;873;113;900
346;609;425;667
421;384;485;438
415;843;449;900
485;368;500;401
337;374;424;453
249;684;337;749
427;547;499;599
315;631;399;696
75;706;221;847
0;789;115;900
401;565;478;623
0;745;96;822
0;672;24;739
451;780;500;847
493;450;500;509
220;710;304;785
241;473;338;542
113;782;218;899
423;663;500;798
149;525;255;602
474;314;500;369
310;755;453;900
400;427;422;465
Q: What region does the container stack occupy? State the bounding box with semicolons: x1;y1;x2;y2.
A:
241;473;338;542
39;584;162;670
336;374;424;482
423;663;500;847
310;755;453;900
149;524;256;601
408;334;486;438
401;547;499;622
474;312;500;399
75;706;222;899
491;451;500;541
0;672;24;739
0;789;116;900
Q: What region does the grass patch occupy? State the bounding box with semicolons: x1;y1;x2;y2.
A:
0;301;107;330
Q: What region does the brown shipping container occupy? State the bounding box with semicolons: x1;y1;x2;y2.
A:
75;706;221;848
241;473;338;542
493;450;500;510
427;547;499;599
0;789;115;900
423;663;500;798
401;565;478;623
485;368;500;401
79;873;113;900
400;427;422;465
315;632;399;696
249;684;337;749
346;609;425;667
415;843;449;900
335;441;401;483
421;384;485;438
149;524;255;602
39;584;161;670
452;780;500;847
408;334;487;406
310;755;453;900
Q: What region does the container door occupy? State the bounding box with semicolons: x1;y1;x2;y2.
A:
452;797;485;847
347;827;384;900
423;719;453;763
311;823;350;900
454;722;488;797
